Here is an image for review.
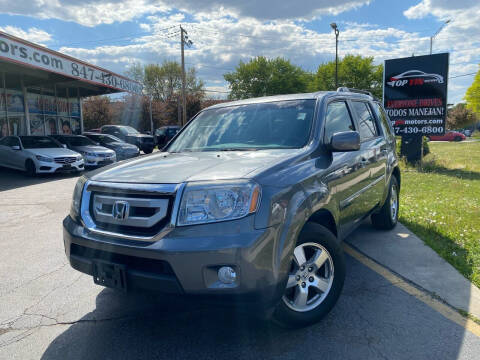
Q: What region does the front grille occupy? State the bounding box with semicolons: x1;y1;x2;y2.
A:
70;244;175;276
54;156;76;164
90;191;173;237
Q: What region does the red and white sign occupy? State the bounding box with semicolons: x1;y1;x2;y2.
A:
0;31;142;95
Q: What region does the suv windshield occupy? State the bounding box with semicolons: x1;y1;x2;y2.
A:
89;134;121;144
20;136;61;149
123;126;139;135
61;136;96;147
168;100;315;152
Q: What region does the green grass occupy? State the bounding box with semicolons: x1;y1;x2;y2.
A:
398;141;480;288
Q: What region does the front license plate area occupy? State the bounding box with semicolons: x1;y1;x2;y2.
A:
62;164;72;169
92;260;127;291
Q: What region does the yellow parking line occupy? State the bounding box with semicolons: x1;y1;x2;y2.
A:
344;244;480;338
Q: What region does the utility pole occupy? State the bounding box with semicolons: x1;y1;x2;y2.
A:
330;23;340;89
180;25;193;127
149;95;153;134
180;25;186;127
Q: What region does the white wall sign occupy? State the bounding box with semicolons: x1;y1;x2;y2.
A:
0;32;142;95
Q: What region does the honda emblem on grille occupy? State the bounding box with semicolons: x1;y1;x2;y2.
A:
112;201;130;220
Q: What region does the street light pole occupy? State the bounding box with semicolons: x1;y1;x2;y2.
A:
330;23;340;89
430;19;451;55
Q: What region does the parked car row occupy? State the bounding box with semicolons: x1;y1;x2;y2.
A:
86;124;181;151
0;133;142;176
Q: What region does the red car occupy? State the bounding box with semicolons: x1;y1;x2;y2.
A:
429;131;466;142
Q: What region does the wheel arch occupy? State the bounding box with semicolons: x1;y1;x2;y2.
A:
306;208;338;238
392;166;401;189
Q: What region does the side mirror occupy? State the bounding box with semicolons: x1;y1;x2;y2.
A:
61;144;67;149
330;131;360;152
11;145;20;150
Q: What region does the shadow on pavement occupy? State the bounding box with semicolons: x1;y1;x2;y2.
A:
0;166;82;192
40;255;476;360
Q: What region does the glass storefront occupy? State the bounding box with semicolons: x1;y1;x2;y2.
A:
0;73;81;137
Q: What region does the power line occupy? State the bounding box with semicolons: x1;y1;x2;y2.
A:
449;72;477;79
203;89;230;93
56;25;178;47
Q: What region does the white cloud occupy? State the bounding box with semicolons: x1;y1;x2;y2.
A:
0;26;52;45
0;0;369;27
0;0;170;27
56;8;479;103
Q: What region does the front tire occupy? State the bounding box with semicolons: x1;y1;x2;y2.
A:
272;223;345;328
25;159;36;177
371;176;399;230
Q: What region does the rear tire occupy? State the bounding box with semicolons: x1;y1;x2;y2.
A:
454;136;462;142
25;159;36;177
371;176;399;230
143;148;153;154
272;223;345;328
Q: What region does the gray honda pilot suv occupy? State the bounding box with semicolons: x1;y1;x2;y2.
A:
64;88;400;327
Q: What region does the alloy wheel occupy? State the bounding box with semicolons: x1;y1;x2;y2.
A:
390;183;398;221
282;242;334;312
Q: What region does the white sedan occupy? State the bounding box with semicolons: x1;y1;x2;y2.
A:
0;136;84;176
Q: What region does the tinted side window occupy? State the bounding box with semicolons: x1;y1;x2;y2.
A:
372;102;394;140
0;137;8;146
351;101;378;141
6;137;20;147
324;101;355;141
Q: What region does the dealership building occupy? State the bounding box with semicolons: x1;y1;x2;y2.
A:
0;31;141;138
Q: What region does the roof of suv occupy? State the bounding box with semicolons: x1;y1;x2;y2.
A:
204;90;374;110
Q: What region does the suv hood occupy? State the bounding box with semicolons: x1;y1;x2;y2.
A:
25;148;80;157
127;134;153;139
71;145;114;154
90;149;302;184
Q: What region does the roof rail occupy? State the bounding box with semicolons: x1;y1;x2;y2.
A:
336;87;373;97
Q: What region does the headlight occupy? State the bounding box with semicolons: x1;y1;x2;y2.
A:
76;155;83;161
70;176;87;219
81;151;95;157
177;181;261;226
35;155;53;162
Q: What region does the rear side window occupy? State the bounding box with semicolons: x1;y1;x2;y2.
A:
372;102;394;140
324;101;355;141
351;101;378;141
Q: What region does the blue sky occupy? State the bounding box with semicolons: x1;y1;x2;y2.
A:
0;0;478;103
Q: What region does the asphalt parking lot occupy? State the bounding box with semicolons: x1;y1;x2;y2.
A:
1;168;480;360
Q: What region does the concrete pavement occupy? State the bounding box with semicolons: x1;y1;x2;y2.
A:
346;221;480;319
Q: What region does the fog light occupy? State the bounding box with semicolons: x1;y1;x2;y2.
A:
218;266;237;284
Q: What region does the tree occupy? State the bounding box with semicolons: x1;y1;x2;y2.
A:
82;96;113;130
465;66;480;115
125;61;144;84
143;61;204;101
309;55;383;98
224;57;311;99
446;103;478;129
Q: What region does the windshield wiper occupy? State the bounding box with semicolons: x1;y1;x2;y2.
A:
216;147;259;151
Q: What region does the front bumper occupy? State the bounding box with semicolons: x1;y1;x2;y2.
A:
63;215;285;305
83;154;116;167
37;159;84;173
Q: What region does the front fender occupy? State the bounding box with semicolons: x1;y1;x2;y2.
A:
253;181;334;289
